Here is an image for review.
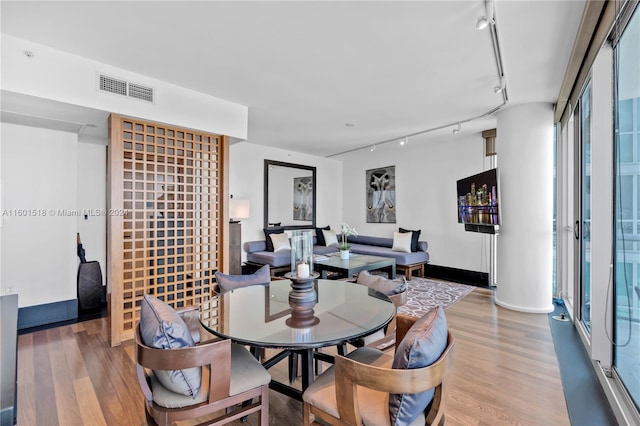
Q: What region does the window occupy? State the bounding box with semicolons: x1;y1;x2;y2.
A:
613;4;640;411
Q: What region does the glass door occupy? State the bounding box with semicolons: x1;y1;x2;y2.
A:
581;82;592;332
613;4;640;411
576;81;592;333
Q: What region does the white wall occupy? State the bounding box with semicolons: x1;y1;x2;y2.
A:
77;139;107;286
1;34;248;139
1;123;78;307
336;130;491;273
229;142;343;261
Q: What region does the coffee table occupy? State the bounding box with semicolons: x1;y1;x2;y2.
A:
313;253;396;279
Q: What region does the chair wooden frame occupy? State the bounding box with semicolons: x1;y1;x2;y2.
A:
304;315;455;426
135;326;269;426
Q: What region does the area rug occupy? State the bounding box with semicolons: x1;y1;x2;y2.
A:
367;272;475;317
399;277;475;317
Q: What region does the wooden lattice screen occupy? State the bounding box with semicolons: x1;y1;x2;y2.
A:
108;114;229;345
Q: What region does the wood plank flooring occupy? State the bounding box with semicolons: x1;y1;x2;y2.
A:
16;287;570;425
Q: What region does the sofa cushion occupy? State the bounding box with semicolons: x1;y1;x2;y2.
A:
271;233;291;252
392;232;412;253
399;228;421;252
356;270;407;295
140;295;201;398
263;227;285;252
315;225;331;246
247;250;292;267
389;306;448;425
244;240;267;253
322;229;340;247
215;264;271;292
348;243;429;266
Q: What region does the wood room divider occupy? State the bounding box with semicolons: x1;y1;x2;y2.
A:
108;114;229;345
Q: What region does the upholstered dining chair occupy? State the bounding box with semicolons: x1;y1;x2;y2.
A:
303;308;455;426
135;295;271;426
351;271;408;348
214;264;271;293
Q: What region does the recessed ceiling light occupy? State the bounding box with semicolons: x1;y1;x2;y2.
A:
24;50;34;58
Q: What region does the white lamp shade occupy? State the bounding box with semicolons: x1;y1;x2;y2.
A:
229;199;250;220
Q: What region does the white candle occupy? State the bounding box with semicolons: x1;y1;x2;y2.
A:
297;263;310;278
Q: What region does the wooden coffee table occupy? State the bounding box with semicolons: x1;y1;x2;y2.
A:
313;253;396;279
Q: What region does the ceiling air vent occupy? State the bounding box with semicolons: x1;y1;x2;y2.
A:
128;83;154;103
98;73;154;103
99;74;127;96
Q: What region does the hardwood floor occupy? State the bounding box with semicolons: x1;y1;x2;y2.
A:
16;287;570;425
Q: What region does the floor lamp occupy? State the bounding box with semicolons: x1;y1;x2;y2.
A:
229;197;250;274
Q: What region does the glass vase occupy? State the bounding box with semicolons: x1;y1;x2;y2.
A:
290;230;314;279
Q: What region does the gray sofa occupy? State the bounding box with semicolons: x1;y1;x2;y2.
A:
244;233;429;279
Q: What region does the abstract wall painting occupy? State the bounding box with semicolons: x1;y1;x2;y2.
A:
366;166;396;223
293;176;313;221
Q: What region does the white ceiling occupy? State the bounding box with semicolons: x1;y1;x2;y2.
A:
0;1;585;157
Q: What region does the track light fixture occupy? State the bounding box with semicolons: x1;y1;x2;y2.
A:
453;123;460;135
494;77;505;94
399;136;408;146
475;16;495;30
370;145;376;152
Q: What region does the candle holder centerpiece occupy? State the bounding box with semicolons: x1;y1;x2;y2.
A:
284;230;319;327
284;230;317;288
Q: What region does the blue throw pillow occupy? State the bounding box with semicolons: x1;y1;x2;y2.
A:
139;295;201;398
389;306;448;425
215;264;271;292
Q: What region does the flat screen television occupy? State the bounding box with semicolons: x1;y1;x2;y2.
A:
457;168;500;232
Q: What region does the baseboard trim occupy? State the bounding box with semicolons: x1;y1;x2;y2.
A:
18;299;78;330
424;264;489;287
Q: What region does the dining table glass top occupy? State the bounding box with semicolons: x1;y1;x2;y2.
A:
199;278;395;349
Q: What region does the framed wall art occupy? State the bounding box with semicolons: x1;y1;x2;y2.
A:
293;176;313;221
366;165;396;223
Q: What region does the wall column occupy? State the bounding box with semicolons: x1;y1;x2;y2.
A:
495;103;554;313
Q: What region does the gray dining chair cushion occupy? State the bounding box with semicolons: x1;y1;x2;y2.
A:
140;295;201;398
150;342;271;408
302;347;425;425
215;264;271;292
389;305;448;425
356;270;407;295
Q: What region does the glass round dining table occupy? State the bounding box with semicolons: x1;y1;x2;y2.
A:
199;278;395;400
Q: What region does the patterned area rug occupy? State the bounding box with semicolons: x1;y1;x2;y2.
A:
399;277;475;317
366;271;475;316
